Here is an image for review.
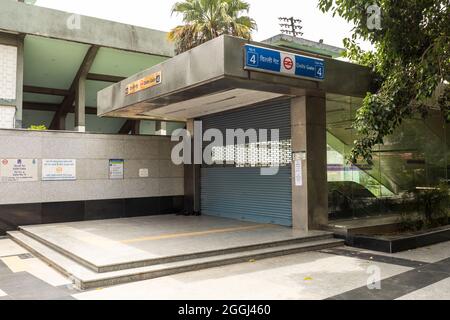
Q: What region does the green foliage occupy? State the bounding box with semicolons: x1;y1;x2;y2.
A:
318;0;449;164
399;183;449;231
28;124;47;131
168;0;257;54
415;184;449;225
398;212;423;232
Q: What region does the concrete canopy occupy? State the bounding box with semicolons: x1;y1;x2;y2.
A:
97;36;373;122
23;35;168;109
0;0;174;56
1;0;177;130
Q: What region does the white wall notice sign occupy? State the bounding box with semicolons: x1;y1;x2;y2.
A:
0;159;38;182
139;168;149;178
293;152;305;187
42;159;76;181
109;159;124;180
295;160;303;186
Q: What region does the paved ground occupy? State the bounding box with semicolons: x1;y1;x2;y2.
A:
0;236;449;300
19;215;330;269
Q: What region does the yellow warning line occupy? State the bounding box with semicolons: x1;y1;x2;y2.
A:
122;224;272;244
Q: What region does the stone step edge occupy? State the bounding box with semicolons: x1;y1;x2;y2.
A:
18;226;333;273
8;230;344;290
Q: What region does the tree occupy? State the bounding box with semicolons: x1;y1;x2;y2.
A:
168;0;257;54
318;0;449;164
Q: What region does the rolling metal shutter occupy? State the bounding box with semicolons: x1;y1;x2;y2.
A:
200;99;292;226
200;99;292;140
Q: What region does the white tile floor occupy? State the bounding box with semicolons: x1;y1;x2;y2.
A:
396;278;450;300
1;237;449;300
22;258;72;287
1;252;71;287
72;252;410;300
0;239;28;257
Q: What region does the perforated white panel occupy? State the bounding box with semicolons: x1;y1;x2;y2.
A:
0;105;16;129
0;44;17;101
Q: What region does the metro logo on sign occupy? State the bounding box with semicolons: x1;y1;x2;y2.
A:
244;44;325;81
283;57;293;70
281;52;296;74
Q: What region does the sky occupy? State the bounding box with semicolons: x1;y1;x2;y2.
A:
34;0;370;50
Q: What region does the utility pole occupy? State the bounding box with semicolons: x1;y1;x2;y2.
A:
279;17;303;38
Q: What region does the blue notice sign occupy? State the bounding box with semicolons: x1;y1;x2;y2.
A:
244;44;325;81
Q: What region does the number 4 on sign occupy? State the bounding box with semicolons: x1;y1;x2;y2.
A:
316;67;323;78
248;53;258;66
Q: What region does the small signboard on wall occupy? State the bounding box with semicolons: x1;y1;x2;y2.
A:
139;168;149;178
42;159;76;181
0;159;38;183
125;71;162;95
109;159;124;180
295;159;303;187
293;152;306;187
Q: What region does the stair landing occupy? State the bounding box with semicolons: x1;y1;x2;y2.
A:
8;215;344;290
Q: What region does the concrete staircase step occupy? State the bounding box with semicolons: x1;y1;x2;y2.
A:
18;227;334;273
8;230;344;290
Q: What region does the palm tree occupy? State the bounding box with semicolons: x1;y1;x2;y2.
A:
168;0;257;54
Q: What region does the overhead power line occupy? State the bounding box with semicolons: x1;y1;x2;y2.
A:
279;17;303;37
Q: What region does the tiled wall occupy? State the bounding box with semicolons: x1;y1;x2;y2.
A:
0;44;17;101
0;106;15;129
0;129;184;205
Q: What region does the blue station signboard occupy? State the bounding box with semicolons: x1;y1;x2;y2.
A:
244;44;325;81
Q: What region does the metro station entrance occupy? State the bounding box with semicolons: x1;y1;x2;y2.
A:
200;99;292;226
6;35;372;290
96;35;371;231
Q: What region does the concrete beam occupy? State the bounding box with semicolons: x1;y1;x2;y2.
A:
86;73;126;83
74;76;86;132
291;94;328;231
23;101;97;114
49;45;99;130
98;36;374;121
23;85;70;96
118;119;140;135
1;0;174;57
0;31;20;46
323;59;374;98
118;120;132;134
131;120;140;135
